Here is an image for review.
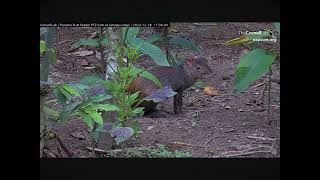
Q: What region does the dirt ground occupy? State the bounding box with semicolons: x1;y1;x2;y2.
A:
44;23;280;158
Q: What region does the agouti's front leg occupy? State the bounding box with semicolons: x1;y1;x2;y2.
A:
174;90;183;114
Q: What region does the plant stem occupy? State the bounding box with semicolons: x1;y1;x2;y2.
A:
163;27;170;64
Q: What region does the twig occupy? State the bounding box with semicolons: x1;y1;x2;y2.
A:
86;147;108;154
44;148;57;158
174;141;207;148
40;136;46;158
270;105;280;108
56;135;73;157
253;82;265;89
224;129;236;133
58;40;71;45
205;136;219;146
211;146;272;158
260;84;267;103
212;150;272;158
246;136;276;141
82;130;94;154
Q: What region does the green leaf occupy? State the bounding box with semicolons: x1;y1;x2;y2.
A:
54;88;68;107
132;107;145;114
62;84;81;97
274;22;280;33
90;94;112;103
40;40;46;56
79;75;102;86
167;50;177;66
128;37;169;66
43;106;60;120
77;110;94;129
73;39;100;48
131;67;163;88
84;107;104;126
101;80;114;90
100;34;109;46
127;120;141;135
234;48;276;93
169;37;200;52
57;86;73;101
128;91;141;105
93;104;120;112
49;49;57;64
126;27;140;42
145;34;165;43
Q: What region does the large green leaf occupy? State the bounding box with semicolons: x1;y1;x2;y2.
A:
59;86;72;100
40;40;46;56
128;37;169;66
43;106;60;120
126;27;140;42
274;22;280;33
62;84;81;97
234;48;277;93
84;107;103;126
169;37;200;52
77;110;94;129
49;49;56;64
131;67;163;88
145;34;165;43
79;75;102;86
72;39;100;49
93;104;120;112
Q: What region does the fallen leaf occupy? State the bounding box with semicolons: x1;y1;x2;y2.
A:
80;59;89;66
72;50;94;57
71;132;85;139
147;126;154;131
203;86;219;96
225;106;231;109
238;109;244;112
84;66;96;70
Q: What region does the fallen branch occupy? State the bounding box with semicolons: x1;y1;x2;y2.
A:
211;146;272;158
86;147;109;154
246;136;276;141
58;40;71;45
212;150;272;158
270;105;280;108
205;136;219;146
253;82;265;88
174;141;207;148
56;135;73;157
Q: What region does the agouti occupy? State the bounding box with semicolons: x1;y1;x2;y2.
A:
128;56;212;114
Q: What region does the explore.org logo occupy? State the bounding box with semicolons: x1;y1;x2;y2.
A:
239;30;277;42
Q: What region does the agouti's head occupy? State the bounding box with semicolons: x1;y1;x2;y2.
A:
184;56;212;80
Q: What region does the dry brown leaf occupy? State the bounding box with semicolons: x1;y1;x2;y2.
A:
72;50;94;57
203;86;219;96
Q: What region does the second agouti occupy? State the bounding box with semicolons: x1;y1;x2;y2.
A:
128;56;212;114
